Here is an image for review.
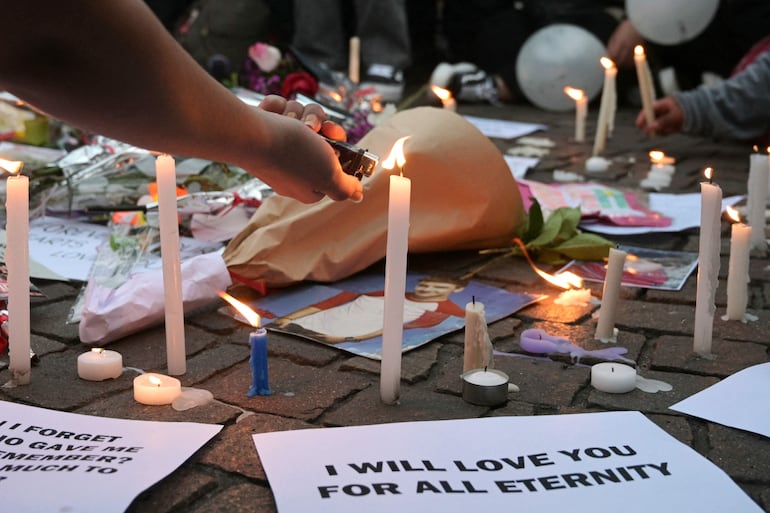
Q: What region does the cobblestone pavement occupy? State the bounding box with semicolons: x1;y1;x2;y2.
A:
1;99;768;512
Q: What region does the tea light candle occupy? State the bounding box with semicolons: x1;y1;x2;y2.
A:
77;348;123;381
461;368;509;406
133;373;182;405
591;362;636;393
694;168;722;356
156;154;186;376
380;137;411;405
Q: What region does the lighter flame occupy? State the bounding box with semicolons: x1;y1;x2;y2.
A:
600;57;615;70
0;158;23;175
563;86;585;101
431;85;452;101
634;45;646;58
382;136;409;171
726;205;741;223
218;291;261;328
149;375;162;386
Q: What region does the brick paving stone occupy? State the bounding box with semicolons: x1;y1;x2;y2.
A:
186;482;277;513
650;335;768;377
708;424;770;483
341;340;442;384
126;467;219;513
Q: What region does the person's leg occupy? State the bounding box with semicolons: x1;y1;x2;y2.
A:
292;0;346;70
354;0;411;70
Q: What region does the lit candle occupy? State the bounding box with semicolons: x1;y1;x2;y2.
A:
156;154;186;376
2;159;30;385
590;362;636;393
592;58;617;156
595;247;627;343
463;297;493;372
348;36;360;84
431;85;457;112
133;372;182;405
724;207;751;321
634;45;656;128
218;291;272;396
642;150;676;190
564;86;587;142
747;147;768;252
694;167;722;356
77;348;123;381
380;136;411;405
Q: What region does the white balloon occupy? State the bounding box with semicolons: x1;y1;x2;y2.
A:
516;24;606;112
626;0;719;45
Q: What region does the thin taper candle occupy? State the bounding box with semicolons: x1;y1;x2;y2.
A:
694;168;722;356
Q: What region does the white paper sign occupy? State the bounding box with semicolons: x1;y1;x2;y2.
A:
0;401;222;513
253;411;761;513
670;362;770;439
463;115;546;139
28;217;111;281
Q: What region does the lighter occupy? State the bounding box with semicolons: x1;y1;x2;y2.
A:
324;137;378;180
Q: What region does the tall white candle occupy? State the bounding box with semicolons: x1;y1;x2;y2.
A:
592;58;616;155
380;137;411;405
156;154;186;375
564;87;586;142
747;150;768;252
694;168;722;356
595;247;627;342
634;45;655;128
463;299;493;372
725;209;751;320
4;163;30;384
348;36;360;84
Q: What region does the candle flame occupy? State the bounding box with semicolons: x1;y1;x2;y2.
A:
91;348;104;354
563;86;585;101
431;85;452;101
382;136;409;171
0;158;23;175
600;57;615;70
218;291;261;328
649;150;664;163
148;375;162;386
634;45;645;58
726;205;741;223
512;238;583;289
328;90;343;103
704;167;714;182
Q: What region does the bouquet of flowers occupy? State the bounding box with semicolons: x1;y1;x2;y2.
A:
241;43;318;99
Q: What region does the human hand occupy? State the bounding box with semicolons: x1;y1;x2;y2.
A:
607;20;644;69
635;96;684;136
251;95;363;203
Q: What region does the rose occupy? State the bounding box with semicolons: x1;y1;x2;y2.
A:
248;43;282;73
280;71;318;99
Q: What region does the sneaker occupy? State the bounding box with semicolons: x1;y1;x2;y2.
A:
429;61;479;88
359;64;404;103
448;69;499;103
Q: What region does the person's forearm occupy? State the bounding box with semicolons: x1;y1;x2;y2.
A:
0;0;268;166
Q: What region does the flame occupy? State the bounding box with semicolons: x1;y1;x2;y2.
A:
563;86;585;101
704;167;714;182
512;238;583;290
649;150;664;163
328;91;343;103
382;136;409;171
431;85;452;101
600;57;616;70
148;375;162;386
0;158;23;175
218;291;261;328
634;45;646;58
726;205;741;223
91;348;104;355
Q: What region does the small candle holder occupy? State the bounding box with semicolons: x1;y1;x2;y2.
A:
461;368;509;406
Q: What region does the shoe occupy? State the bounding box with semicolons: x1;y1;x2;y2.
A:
359;64;404;103
448;69;499;103
429;62;479;88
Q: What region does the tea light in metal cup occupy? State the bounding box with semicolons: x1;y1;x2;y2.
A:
461;368;510;406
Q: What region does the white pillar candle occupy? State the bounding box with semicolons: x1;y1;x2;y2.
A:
694;169;722;356
592;59;616;156
564;87;587;143
348;36;360;84
591;362;636;393
4;162;30;385
133;373;182;405
595;247;627;342
77;348;123;381
747;151;768;252
634;45;655;128
156;154;186;376
463;299;493;372
380;137;411;405
725;214;751;320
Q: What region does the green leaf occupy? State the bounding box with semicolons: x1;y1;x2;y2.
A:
521;198;544;242
551;233;614;261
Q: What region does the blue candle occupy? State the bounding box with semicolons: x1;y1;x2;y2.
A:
248;328;272;397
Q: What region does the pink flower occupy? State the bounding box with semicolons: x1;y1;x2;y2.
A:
248;43;282;73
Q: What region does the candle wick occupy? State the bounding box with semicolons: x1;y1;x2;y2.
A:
472;295;475;305
611;367;615;373
483;365;487;372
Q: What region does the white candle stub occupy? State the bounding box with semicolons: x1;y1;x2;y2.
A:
133;373;182;405
585;156;610;173
590;362;636;393
77;348;123;381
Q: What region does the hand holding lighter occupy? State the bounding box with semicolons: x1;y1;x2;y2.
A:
324;137;378;180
